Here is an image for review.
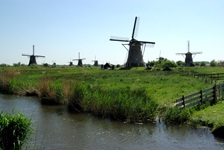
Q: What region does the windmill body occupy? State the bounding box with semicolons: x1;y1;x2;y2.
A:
22;45;45;66
92;56;98;66
110;17;155;68
69;61;73;66
126;40;144;67
176;41;202;66
73;52;85;67
93;60;98;66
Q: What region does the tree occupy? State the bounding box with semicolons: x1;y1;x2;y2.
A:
176;60;184;67
200;61;206;67
210;60;217;67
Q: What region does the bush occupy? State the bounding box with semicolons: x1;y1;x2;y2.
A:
160;59;177;68
0;112;32;150
200;61;206;67
163;107;193;124
176;60;184;67
210;60;217;67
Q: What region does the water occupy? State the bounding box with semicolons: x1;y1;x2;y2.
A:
0;94;224;150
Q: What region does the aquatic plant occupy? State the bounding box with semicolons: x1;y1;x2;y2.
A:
67;83;158;122
38;77;64;105
163;107;193;124
0;70;20;94
0;111;32;150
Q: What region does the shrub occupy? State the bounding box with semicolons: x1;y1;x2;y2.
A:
210;60;217;67
176;60;184;67
200;61;206;67
0;112;32;150
163;107;193;124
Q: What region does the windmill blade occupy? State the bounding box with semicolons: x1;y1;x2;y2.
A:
192;52;202;54
110;36;129;42
139;41;155;44
132;16;140;39
176;53;186;55
73;59;79;61
35;55;45;58
110;39;130;42
81;58;86;60
22;54;31;56
32;45;35;55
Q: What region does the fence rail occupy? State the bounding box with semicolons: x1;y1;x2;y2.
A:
175;82;224;108
193;73;224;83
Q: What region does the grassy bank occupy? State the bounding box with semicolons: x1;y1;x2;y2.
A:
190;101;224;130
0;66;221;124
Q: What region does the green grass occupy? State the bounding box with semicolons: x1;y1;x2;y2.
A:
0;66;220;123
190;101;224;130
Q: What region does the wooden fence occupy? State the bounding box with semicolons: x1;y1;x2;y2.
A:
175;82;224;108
193;73;224;83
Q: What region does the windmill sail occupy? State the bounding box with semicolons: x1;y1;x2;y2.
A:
22;45;45;66
176;41;202;66
110;16;155;68
73;52;85;67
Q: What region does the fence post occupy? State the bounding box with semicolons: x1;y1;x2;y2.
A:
213;84;217;104
182;95;185;108
222;82;224;100
200;90;203;105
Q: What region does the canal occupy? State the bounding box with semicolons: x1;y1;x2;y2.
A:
0;94;224;150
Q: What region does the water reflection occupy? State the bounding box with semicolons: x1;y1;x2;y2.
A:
0;94;224;150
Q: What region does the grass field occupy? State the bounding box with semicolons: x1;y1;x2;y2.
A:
0;66;224;128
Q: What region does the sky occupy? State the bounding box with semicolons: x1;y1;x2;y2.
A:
0;0;224;66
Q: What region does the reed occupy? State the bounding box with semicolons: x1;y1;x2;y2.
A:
163;107;193;124
0;70;20;94
67;83;158;122
38;77;64;105
0;111;32;150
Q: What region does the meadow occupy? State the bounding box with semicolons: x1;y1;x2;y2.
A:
0;66;224;127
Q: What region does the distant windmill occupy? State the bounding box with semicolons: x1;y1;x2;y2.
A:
52;60;56;67
73;52;85;67
176;41;202;66
92;56;98;66
22;45;45;66
68;59;73;66
110;16;155;68
156;50;164;61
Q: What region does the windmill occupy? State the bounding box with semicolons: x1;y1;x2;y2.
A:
22;45;45;66
156;50;164;61
52;60;56;67
110;16;155;68
68;59;73;66
176;41;202;66
92;56;98;66
73;52;85;67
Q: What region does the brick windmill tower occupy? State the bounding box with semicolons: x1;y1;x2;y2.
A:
22;45;45;66
110;16;155;69
73;52;85;67
176;41;202;66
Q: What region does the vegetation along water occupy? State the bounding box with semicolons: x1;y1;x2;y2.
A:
0;64;224;140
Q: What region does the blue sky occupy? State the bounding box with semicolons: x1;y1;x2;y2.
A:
0;0;224;65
